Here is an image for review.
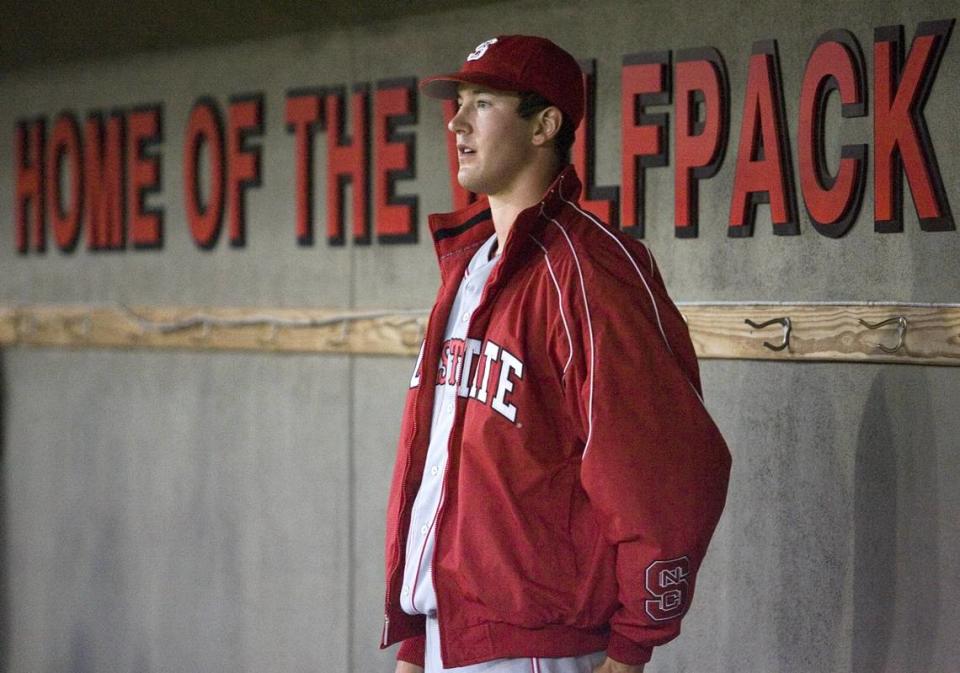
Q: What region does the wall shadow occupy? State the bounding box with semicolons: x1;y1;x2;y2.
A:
852;367;940;673
768;363;847;673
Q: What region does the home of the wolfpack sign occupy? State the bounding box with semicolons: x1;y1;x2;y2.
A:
11;20;956;255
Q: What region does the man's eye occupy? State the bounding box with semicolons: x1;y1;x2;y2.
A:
476;100;490;108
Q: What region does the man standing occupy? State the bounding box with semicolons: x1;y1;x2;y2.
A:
382;35;731;673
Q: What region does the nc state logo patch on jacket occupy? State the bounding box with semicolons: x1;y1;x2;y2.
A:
644;557;691;621
409;336;524;424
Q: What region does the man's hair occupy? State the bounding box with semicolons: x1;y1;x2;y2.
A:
516;91;576;167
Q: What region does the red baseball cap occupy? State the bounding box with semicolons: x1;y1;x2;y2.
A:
420;35;584;131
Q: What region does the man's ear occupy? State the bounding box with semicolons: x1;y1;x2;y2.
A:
531;106;563;147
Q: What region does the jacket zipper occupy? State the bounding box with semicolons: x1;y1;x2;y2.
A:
432;470;452;665
383;302;442;641
433;281;497;666
387;186;561;654
387;239;505;653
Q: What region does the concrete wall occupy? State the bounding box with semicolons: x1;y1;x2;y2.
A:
1;1;958;671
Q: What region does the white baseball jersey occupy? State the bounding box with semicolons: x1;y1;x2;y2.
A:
425;615;606;673
401;233;606;672
401;232;500;617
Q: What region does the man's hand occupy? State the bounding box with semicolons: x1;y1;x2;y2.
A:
592;657;645;673
394;662;424;673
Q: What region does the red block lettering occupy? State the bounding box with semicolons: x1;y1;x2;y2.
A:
449;339;466;387
798;30;867;238
227;95;263;247
374;78;419;243
729;41;798;236
573;60;619;227
85;113;126;250
127;105;164;248
326;85;369;245
285;89;324;245
874;20;954;232
47;114;83;252
183;98;225;249
621;51;671;238
437;341;451;386
15;119;45;253
674;48;728;238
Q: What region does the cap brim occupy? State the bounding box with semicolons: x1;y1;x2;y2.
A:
420;72;524;99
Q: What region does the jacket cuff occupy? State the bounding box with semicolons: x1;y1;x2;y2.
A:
606;632;654;666
397;634;426;667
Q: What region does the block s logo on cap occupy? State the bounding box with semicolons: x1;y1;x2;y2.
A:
466;38;498;61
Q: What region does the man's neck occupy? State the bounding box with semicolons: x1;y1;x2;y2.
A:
487;164;559;255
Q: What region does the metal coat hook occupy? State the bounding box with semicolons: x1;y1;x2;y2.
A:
858;316;907;353
745;316;792;352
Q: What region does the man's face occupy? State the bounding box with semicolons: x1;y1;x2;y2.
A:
448;84;538;198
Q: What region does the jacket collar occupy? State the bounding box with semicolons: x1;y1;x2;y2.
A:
427;166;583;279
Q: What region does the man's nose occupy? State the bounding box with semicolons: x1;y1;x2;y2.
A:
447;107;468;134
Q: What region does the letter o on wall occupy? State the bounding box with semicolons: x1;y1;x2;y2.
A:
183;98;225;249
48;113;83;252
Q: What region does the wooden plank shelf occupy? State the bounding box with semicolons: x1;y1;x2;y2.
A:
681;303;960;366
1;303;958;366
0;305;428;357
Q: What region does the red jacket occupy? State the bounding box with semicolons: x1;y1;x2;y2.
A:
381;167;731;668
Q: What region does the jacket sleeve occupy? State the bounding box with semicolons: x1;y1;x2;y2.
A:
397;635;425;667
560;255;731;665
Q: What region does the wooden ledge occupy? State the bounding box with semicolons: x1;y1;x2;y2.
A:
1;303;958;365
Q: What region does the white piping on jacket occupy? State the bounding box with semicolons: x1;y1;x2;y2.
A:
556;178;706;407
546;216;597;459
557;181;675;359
529;234;574;374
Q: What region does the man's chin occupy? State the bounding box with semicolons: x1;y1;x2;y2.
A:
457;172;482;195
